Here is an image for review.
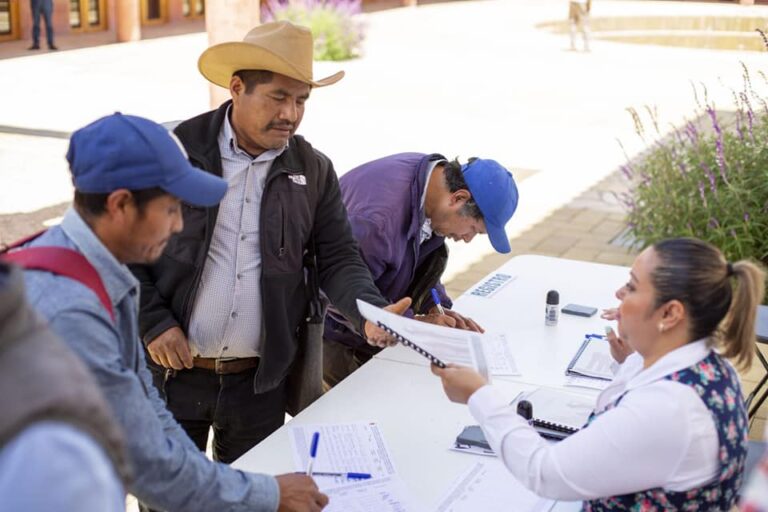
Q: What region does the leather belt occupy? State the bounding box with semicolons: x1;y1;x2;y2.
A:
192;357;260;375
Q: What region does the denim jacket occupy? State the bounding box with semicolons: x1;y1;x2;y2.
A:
22;208;279;512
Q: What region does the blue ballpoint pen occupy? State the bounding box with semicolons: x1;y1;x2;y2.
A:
430;288;446;316
306;432;320;476
295;471;372;480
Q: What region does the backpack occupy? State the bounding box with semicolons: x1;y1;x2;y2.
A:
0;231;115;322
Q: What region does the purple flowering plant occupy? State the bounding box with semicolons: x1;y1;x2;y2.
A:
621;60;768;266
262;0;365;61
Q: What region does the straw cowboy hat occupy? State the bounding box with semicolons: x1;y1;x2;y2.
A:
198;21;344;89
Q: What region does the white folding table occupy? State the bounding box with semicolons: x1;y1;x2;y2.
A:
233;255;632;511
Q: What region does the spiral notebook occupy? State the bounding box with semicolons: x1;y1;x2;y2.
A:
455;388;595;451
518;387;595;439
357;299;447;368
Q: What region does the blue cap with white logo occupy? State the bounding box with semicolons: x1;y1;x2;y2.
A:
461;159;519;254
67;113;227;207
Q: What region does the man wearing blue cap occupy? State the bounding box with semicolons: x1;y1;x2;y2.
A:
18;113;329;512
323;154;519;388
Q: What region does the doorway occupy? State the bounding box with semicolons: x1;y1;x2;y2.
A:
142;0;167;25
69;0;107;32
183;0;204;19
0;0;20;42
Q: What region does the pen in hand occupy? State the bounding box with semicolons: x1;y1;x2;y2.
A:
306;432;320;476
431;288;446;316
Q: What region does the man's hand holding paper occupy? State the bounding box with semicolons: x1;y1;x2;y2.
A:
363;297;412;348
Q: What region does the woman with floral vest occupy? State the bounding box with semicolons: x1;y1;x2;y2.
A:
433;237;764;510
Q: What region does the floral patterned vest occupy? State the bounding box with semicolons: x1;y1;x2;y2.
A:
583;351;747;512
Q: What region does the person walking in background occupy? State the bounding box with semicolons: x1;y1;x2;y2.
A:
29;0;56;50
568;0;591;52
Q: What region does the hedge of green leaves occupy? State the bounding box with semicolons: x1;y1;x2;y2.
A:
621;68;768;266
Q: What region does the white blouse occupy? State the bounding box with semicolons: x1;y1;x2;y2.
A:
467;339;722;500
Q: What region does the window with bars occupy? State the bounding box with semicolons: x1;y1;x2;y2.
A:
88;0;101;26
183;0;205;17
0;1;11;36
70;0;104;29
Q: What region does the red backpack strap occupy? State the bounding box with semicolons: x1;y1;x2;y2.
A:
1;247;116;323
0;229;47;253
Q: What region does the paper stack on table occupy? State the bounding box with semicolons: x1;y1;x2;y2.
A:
433;462;555;512
291;422;417;512
565;374;610;391
322;476;414;512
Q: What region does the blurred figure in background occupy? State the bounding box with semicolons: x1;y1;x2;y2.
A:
569;0;591;52
28;0;56;50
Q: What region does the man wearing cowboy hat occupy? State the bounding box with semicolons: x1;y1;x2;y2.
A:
132;21;407;469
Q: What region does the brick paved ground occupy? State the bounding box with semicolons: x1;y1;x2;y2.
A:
444;169;768;440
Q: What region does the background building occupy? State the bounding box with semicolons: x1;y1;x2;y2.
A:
0;0;416;47
1;1;205;45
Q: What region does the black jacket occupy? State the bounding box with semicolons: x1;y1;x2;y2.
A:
131;101;387;392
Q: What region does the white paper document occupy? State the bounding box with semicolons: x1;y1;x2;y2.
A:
565;375;610;391
357;300;519;377
484;334;520;376
567;336;619;381
433;462;555;512
291;422;397;490
450;442;496;458
324;475;416;512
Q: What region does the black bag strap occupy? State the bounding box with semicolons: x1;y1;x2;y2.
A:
295;138;327;325
304;232;323;324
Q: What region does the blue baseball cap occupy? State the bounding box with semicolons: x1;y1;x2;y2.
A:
461;159;519;254
66;113;227;207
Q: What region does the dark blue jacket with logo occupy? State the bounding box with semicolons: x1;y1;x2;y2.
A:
324;152;453;352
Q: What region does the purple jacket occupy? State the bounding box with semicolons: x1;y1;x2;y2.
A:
324;153;453;350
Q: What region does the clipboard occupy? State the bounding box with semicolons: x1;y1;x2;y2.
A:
565;334;618;381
